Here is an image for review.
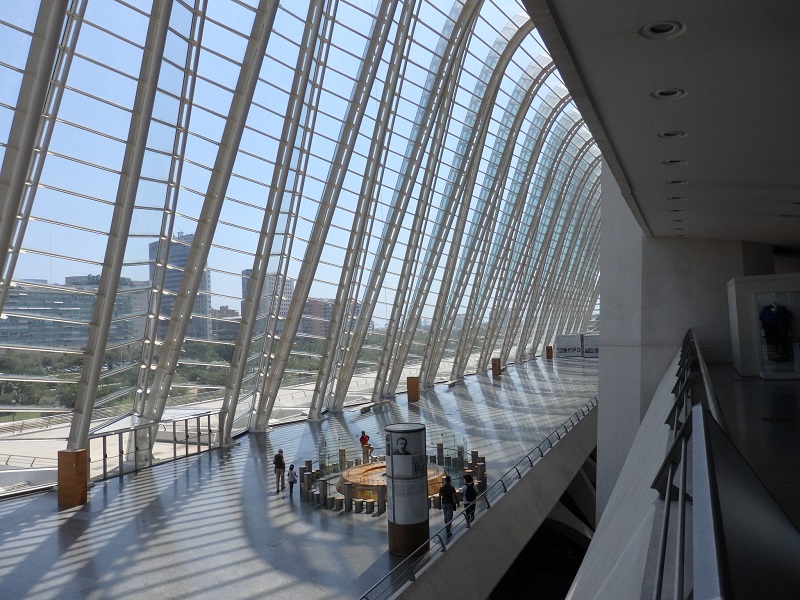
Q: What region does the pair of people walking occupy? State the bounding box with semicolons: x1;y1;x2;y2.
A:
438;474;478;535
273;449;298;497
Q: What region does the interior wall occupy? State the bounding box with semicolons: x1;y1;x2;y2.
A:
598;162;748;516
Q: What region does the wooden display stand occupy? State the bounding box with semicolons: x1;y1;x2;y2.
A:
491;358;501;377
407;376;420;402
546;345;553;359
58;449;87;508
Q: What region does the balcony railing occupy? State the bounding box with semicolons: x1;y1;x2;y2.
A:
650;329;800;600
87;409;223;480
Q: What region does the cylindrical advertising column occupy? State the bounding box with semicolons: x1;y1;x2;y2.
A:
386;423;429;555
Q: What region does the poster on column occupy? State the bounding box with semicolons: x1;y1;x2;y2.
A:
385;428;426;478
387;477;428;524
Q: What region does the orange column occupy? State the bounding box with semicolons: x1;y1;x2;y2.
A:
407;376;420;402
58;448;88;507
491;357;501;376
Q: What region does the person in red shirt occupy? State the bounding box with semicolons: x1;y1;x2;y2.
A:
359;431;373;457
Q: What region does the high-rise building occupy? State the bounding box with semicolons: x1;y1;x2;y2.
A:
149;234;212;341
241;270;295;334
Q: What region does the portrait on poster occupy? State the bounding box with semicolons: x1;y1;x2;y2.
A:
386;429;425;478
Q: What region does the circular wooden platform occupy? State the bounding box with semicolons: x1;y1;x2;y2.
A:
335;461;446;499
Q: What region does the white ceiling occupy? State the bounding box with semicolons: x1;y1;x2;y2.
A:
523;0;800;250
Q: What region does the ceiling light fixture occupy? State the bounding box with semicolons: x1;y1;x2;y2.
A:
663;159;687;166
667;196;685;201
640;21;686;40
667;209;685;213
658;130;687;139
652;88;687;99
666;180;687;185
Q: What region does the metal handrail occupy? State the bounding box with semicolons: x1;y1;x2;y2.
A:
87;409;224;481
651;329;729;600
359;396;598;600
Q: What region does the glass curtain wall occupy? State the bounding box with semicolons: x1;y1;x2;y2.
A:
0;0;600;457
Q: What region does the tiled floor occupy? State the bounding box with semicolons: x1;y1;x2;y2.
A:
0;358;598;600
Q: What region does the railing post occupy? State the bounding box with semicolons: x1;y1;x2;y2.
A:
118;432;124;475
102;435;108;480
147;425;154;468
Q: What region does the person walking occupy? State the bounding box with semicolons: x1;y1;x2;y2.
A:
287;464;297;498
273;449;285;494
438;475;459;536
460;474;477;528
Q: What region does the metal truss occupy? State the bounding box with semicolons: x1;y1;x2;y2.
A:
67;0;174;450
311;0;417;417
379;18;537;399
330;0;484;408
504;150;599;360
444;92;575;381
222;0;324;437
141;0;275;425
520;163;601;355
532;168;601;350
476;117;588;371
256;0;402;427
0;0;74;311
419;60;558;388
135;0;207;416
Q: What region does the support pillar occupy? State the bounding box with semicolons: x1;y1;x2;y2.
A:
386;423;429;555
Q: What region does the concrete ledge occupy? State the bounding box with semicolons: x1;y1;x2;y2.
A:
566;351;679;599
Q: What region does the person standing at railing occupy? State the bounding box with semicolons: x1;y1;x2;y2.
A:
438;475;459;536
273;449;285;494
460;474;477;528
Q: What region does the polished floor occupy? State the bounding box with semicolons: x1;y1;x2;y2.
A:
709;363;800;531
0;358;598;600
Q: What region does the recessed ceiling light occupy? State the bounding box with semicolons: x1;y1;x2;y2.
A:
652;88;687;99
667;196;685;201
666;180;687;185
663;159;687;166
673;227;684;231
640;21;686;40
671;219;684;223
658;130;687;139
667;209;685;213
